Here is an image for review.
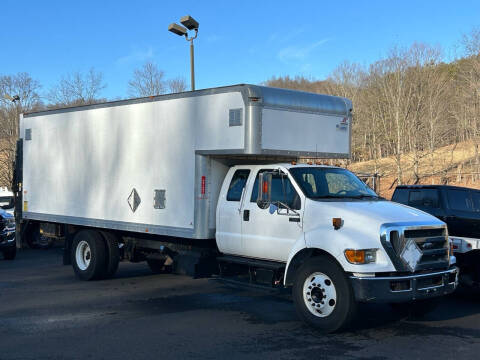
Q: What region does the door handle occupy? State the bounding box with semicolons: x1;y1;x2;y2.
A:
289;217;300;223
243;209;250;221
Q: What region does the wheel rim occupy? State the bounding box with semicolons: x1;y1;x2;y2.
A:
303;272;337;317
75;240;91;271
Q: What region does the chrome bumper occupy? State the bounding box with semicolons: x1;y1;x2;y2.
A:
350;267;458;303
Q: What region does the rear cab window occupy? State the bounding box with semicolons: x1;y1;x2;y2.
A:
392;188;409;204
226;169;250;201
408;189;440;208
447;189;473;212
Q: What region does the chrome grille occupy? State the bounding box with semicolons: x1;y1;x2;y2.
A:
381;223;450;272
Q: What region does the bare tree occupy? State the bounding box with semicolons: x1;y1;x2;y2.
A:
128;61;165;97
167;77;187;93
0;72;42;187
47;68;106;106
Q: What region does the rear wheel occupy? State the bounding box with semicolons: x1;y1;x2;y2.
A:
292;256;356;333
2;246;16;260
71;230;106;280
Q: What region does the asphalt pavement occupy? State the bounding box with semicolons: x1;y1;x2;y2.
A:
0;248;479;360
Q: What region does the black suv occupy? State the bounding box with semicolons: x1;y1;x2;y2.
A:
392;185;479;287
0;209;16;260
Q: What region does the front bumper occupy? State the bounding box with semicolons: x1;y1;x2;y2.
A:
0;230;16;249
350;267;458;303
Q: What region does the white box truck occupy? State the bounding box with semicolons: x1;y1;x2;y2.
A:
14;84;458;332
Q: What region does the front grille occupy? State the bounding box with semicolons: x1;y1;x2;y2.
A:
385;226;449;271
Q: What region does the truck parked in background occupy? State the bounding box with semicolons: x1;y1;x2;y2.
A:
15;85;458;332
392;185;480;290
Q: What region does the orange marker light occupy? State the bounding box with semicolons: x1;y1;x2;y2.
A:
344;250;365;264
332;218;342;230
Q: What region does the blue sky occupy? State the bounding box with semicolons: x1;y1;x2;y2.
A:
1;0;479;100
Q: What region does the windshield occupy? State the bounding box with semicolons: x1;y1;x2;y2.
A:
0;196;14;209
289;167;379;200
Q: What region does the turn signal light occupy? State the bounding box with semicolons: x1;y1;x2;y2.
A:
344;249;377;264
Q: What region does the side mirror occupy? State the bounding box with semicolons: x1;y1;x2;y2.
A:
256;172;272;209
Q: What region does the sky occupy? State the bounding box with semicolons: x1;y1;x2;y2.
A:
1;0;480;101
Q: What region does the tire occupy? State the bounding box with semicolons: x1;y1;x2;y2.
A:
71;230;107;281
100;231;120;279
3;246;16;260
147;258;169;274
390;299;439;318
292;256;357;333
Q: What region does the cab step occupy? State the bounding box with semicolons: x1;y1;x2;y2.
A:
217;255;286;289
217;255;285;270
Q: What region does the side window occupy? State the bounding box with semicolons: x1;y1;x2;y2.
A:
226;170;250;202
250;171;301;210
447;189;472;211
408;189;439;208
392;188;409;204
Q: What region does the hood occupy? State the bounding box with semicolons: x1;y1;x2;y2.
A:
306;199;444;235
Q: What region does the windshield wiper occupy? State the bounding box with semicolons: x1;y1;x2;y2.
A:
312;195;344;199
313;194;381;200
349;194;382;200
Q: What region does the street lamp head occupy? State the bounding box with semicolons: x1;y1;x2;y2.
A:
168;23;187;36
180;15;199;30
2;94;20;103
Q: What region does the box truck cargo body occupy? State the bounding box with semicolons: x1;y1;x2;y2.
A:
20;85;350;239
15;85;458;332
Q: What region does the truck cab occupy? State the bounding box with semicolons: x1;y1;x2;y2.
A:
217;164;457;330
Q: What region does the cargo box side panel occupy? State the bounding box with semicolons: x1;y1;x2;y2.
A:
22;101;197;235
261;108;350;157
194;92;245;151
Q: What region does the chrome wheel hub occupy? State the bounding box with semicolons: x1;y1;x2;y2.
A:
75;240;91;271
303;272;337;317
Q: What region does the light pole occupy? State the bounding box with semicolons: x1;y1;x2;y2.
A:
168;15;199;91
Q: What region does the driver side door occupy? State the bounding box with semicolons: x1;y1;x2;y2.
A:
241;169;304;262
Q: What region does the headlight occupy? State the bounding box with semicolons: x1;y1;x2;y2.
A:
344;249;377;264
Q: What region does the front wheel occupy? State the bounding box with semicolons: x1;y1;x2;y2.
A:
292;256;356;333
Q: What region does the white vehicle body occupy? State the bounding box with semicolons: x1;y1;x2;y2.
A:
16;84;458;331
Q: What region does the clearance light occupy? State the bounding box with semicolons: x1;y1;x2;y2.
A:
332;217;343;230
344;249;377;264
